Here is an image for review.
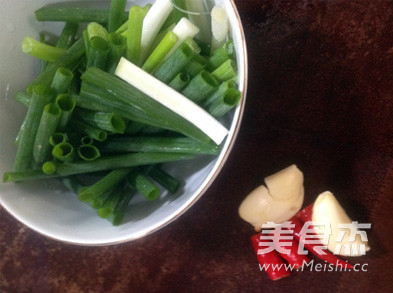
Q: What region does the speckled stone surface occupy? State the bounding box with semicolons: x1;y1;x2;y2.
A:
1;0;393;292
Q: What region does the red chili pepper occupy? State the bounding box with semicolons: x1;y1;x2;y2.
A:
279;238;310;269
296;203;314;223
250;234;291;281
290;216;354;269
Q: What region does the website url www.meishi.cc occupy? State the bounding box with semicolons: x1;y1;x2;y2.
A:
259;260;368;272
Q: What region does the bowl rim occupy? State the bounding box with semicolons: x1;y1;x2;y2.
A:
0;0;248;246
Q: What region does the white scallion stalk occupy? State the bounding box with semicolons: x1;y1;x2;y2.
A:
211;5;229;51
140;0;173;62
167;17;200;56
157;17;200;67
115;57;229;145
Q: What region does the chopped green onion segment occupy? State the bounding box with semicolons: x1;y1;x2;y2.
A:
115;57;229;145
140;0;173;61
22;37;66;62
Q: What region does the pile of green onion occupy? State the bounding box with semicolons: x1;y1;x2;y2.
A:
3;0;241;226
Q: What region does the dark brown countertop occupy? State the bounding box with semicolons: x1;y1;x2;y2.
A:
1;0;393;292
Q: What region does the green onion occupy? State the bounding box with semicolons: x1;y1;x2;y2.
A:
128;169;160;201
52;142;75;162
142;31;179;73
56;94;76;130
153;38;199;83
84;66;213;143
51;67;74;94
97;183;126;218
169;73;190;91
77;144;101;161
144;23;175;57
78;82;173;130
117;4;151;35
181;55;207;78
164;17;200;59
74;108;126;134
35;7;127;23
210;5;229;52
116;20;128;34
85;34;110;70
55;152;194;177
91;187;115;209
87;22;108;40
49;132;67;146
80;136;94;145
100;136;220;155
204;80;236;107
181;70;219;103
78;168;131;202
56;22;79;49
69;120;108;142
42;161;57;175
211;59;237;82
3;152;195;183
207;87;241;118
27;38;85;96
114;59;228;144
13;85;55;171
208;39;235;70
108;0;127;33
107;184;136;225
126;5;146;65
3;170;51;183
107;33;127;74
22;37;66;62
33;103;61;164
144;165;181;194
14;124;23;146
140;0;173;62
15;91;30;107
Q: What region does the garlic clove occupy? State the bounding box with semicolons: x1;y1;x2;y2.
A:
238;165;305;231
238;185;272;231
265;185;305;224
312;191;370;256
264;164;304;201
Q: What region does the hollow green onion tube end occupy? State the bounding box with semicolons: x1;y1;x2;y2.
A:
52;142;75;162
211;59;237;82
77;144;101;161
129;170;160;201
51;67;74;94
22;37;66;62
49;132;68;147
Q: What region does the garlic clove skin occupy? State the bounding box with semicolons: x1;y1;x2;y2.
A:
264;164;304;201
312;191;370;256
238;165;305;231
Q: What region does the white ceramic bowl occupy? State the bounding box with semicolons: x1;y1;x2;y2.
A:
0;0;247;245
